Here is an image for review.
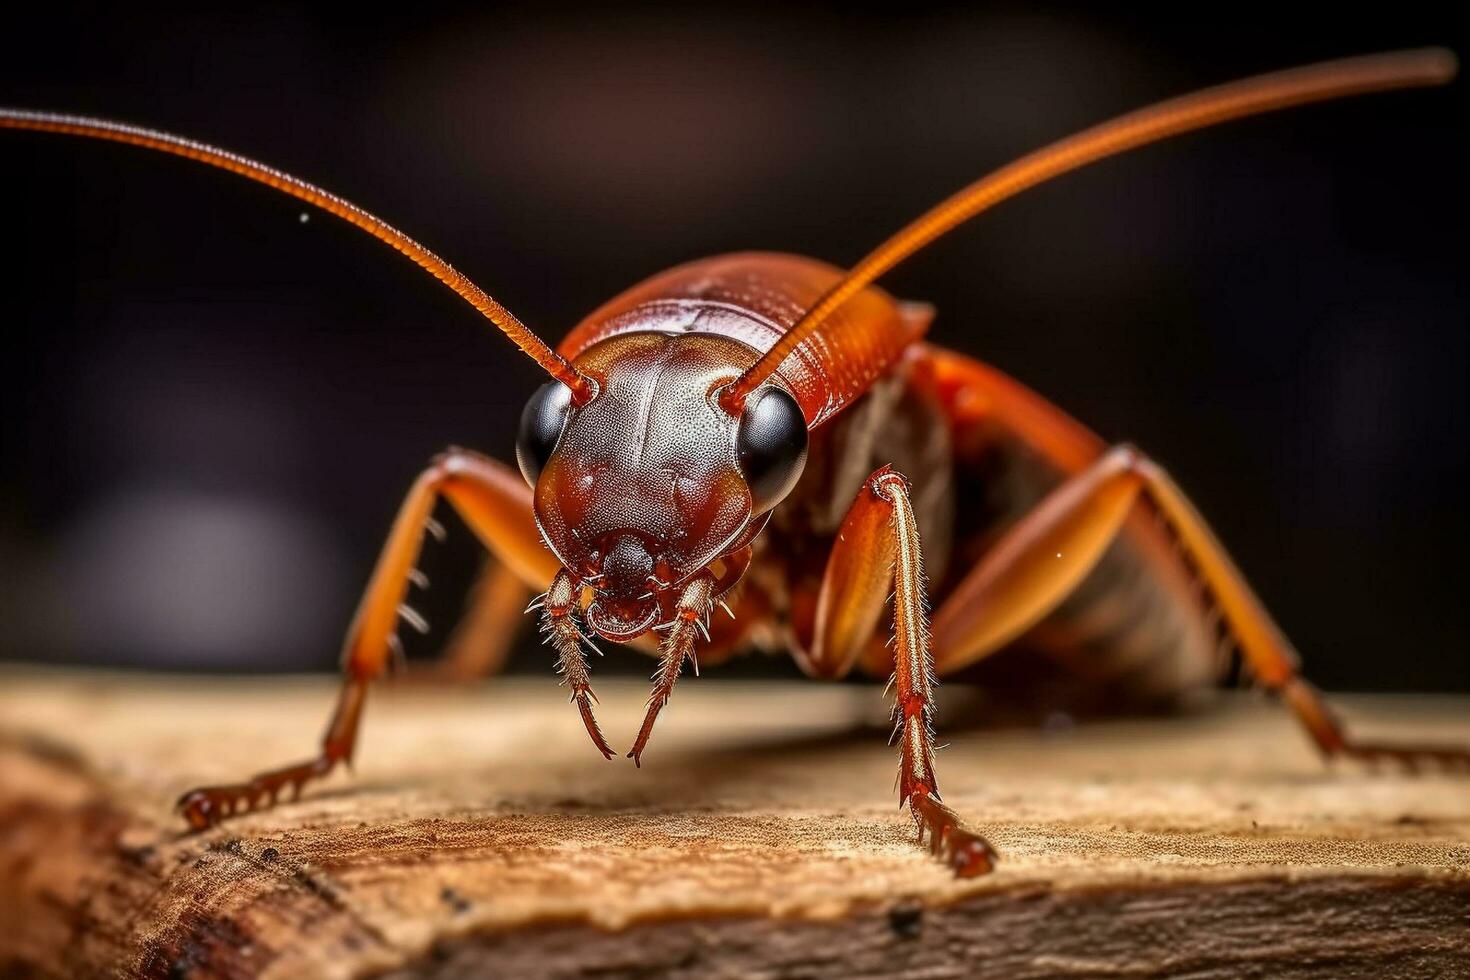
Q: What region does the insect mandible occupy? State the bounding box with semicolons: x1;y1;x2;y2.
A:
5;48;1466;877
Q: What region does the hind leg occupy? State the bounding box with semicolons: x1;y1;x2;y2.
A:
177;449;561;829
927;443;1468;770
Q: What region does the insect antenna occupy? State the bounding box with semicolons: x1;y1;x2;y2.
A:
721;48;1457;410
0;109;596;403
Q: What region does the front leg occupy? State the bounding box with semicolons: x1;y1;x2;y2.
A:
177;449;563;829
807;466;997;876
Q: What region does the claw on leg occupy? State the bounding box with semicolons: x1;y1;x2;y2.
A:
909;790;997;878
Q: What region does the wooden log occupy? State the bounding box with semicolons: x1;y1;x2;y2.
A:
1;669;1467;978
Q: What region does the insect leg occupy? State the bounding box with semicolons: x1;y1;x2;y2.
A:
806;466;997;876
176;449;560;829
927;444;1469;771
929;444;1152;671
1129;454;1470;772
431;558;532;682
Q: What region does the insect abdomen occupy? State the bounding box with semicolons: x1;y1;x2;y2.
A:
1027;519;1222;702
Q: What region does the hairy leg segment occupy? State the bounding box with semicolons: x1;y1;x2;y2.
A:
177;449;559;829
806;466;997;876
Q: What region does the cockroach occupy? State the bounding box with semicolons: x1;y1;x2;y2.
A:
5;49;1466;877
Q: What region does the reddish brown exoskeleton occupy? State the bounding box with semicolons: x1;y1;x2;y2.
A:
6;49;1466;876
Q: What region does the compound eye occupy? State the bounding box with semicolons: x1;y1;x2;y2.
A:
736;385;808;513
515;381;574;487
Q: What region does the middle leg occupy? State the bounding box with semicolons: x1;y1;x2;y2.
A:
433;557;532;682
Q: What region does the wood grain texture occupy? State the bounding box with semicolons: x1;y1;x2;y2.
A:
1;669;1467;978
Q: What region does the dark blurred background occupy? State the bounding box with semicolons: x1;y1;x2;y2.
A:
1;5;1465;691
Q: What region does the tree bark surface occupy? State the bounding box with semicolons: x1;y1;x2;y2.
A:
1;669;1467;978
